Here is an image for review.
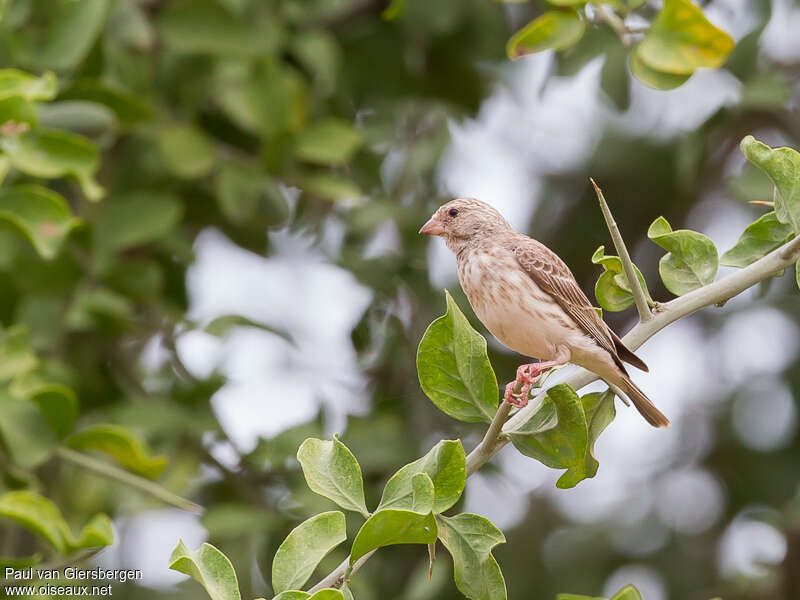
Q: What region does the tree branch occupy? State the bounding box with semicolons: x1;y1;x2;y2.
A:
590;178;652;322
56;447;203;514
306;231;800;591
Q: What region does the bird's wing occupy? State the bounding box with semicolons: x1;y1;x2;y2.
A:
511;237;620;361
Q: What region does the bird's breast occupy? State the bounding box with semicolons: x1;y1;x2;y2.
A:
457;249;578;360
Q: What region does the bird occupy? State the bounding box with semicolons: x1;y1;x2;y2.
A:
419;197;669;428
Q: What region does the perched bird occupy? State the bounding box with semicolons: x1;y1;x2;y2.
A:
419;197;669;428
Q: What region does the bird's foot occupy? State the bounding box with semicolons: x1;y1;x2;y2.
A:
503;362;559;408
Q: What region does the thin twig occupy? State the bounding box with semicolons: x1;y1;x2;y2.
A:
56;447;203;514
594;5;631;47
467;401;512;477
305;227;800;593
590;178;652;322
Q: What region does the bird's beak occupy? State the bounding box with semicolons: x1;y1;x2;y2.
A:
419;217;445;236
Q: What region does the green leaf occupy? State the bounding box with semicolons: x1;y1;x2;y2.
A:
647;216;718;295
506;11;585;59
556;595;604;600
0;69;57;101
215;162;289;228
213;60;307;139
273;593;311;600
436;513;506;600
297;436;369;517
0;185;80;260
507;384;590;489
721;211;794;267
0;129;103;200
204;315;290;341
416;291;499;423
169;541;241;600
271;511;347;594
0;393;56;468
309;591;345;600
0;325;37;381
377;439;466;513
291;31;341;97
574;391;616;485
93;191;183;253
611;585;643;600
60;80;154;125
350;509;438;564
591;246;652;312
8;0;109;71
157;0;278;57
37;101;116;143
157;125;215;179
29;383;78;438
0;491;113;554
740;136;800;234
637;0;734;75
629;45;690;90
299;173;363;204
66;424;167;479
0;97;37;128
410;473;435;514
295;119;362;166
340;583;355;600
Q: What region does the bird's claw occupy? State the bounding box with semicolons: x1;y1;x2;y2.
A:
503;363;550;408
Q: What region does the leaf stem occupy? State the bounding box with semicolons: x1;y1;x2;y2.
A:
590;178;652;322
594;5;631;47
56;447;203;514
306;229;800;593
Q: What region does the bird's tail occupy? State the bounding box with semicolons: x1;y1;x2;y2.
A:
619;376;670;428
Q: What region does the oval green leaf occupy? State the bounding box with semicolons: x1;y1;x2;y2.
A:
309;591;345;600
169;541;241;600
272;511;347;594
629;45;691;90
157;125;215;179
507;10;585;59
611;585;643;600
295;119;363;166
740;136;800;234
273;593;311;600
0;129;103;200
66;424;167;479
507;383;590;489
296;436;369;517
591;246;653;312
647;216;718;295
0;69;57;101
350;509;438;565
0;393;56;468
377;439;466;513
637;0;734;75
417;291;498;423
93;191;183;253
0;491;112;553
0;185;80;260
436;513;507;600
721;211;794;268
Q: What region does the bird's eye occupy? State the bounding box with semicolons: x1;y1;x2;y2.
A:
448;208;459;217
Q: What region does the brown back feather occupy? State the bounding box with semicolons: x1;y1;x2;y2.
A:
509;236;630;368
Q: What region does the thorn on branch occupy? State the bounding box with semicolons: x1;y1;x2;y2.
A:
590;178;653;323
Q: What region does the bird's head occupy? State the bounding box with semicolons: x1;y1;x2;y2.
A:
419;198;511;252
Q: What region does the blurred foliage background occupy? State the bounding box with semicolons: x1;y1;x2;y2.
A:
0;0;799;599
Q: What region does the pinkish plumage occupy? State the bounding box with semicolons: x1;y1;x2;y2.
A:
420;197;669;428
